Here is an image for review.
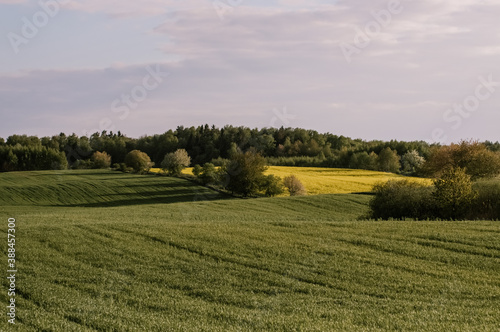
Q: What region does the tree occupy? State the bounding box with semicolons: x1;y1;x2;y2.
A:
349;151;378;170
161;149;191;176
193;163;219;185
283;175;307;196
124;150;153;173
91;151;111;169
422;140;500;180
224;150;268;197
262;175;285;197
192;164;202;177
401;150;425;175
433;167;477;220
377;147;400;173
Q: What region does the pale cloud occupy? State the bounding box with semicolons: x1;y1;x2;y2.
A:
2;0;500;143
64;0;206;17
0;0;27;3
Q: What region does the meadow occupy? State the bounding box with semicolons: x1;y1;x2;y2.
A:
1;170;499;331
150;166;432;195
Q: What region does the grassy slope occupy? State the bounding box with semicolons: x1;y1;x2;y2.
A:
1;170;499;331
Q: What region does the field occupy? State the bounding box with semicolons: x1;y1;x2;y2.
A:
150;166;432;195
1;170;500;331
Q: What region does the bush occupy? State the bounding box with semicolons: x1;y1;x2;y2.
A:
369;180;435;220
124;150;153;173
283;175;307;196
161;149;191;176
471;181;500;220
210;157;229;167
433;167;477;220
72;159;93;169
91;151;111;169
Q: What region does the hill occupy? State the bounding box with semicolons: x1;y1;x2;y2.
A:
1;170;499;331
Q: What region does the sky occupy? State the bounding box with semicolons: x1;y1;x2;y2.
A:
1;0;499;143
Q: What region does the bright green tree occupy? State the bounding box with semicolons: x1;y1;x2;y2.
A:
433;167;477;220
91;151;112;169
125;150;153;173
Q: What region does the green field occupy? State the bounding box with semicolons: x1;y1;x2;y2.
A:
1;170;500;331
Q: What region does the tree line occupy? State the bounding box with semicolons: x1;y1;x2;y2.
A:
1;125;500;174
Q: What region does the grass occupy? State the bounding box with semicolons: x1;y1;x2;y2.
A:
151;166;432;195
1;170;499;331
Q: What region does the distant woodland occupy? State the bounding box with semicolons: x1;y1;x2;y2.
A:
1;124;500;174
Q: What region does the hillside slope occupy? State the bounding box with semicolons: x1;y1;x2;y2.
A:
0;170;223;207
0;170;499;331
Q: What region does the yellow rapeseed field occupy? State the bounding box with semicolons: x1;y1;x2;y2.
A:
150;166;431;195
265;166;431;195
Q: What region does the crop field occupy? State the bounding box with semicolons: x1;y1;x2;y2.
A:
1;170;499;331
264;167;432;195
150;166;431;195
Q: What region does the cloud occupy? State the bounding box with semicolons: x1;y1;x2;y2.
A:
2;0;500;143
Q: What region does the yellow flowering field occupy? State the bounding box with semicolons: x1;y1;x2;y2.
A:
265;166;431;195
150;166;431;195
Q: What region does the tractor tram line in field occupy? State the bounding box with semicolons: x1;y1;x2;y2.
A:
1;170;499;331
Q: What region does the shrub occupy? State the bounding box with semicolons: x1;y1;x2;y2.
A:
161;149;191;176
124;150;153;173
433;167;477;220
369;180;435;220
72;159;93;169
283;175;307;196
91;151;111;169
471;181;500;220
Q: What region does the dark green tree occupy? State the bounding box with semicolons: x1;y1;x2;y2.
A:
377;147;400;173
224;150;267;197
262;174;284;197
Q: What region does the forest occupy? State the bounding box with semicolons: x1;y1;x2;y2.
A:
1;124;500;173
